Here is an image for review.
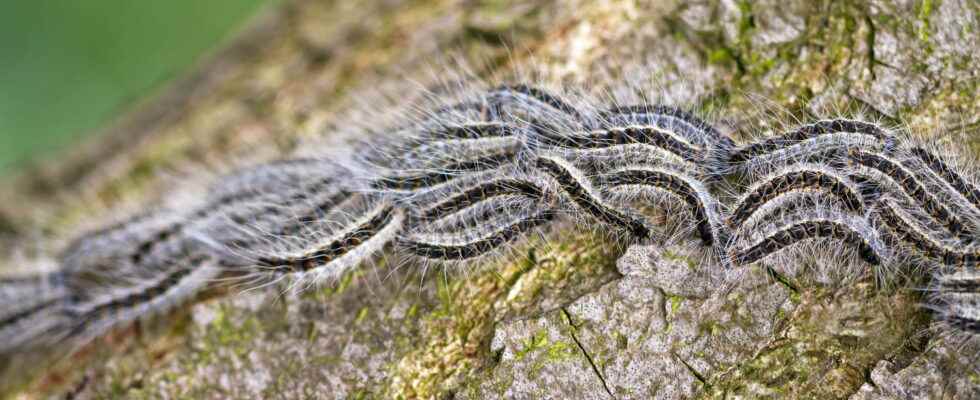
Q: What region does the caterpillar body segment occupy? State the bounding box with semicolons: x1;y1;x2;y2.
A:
0;272;69;353
874;197;980;267
252;201;399;273
361;124;528;197
933;269;980;334
371;152;518;192
61;253;223;350
186;182;356;259
912;147;980;208
423;122;523;141
410;175;552;224
938;269;980;293
58;213;192;295
906;146;980;223
389;124;525;170
723;127;887;179
426;85;583;136
487;84;584;121
203;157;338;205
197;192;404;283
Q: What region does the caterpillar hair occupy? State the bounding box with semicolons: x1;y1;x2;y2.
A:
930;268;980;338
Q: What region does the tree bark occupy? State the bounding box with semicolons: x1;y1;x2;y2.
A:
1;0;978;398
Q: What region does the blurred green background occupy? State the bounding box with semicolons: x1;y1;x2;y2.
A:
0;0;272;174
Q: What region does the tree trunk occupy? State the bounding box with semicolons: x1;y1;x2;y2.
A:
1;0;977;398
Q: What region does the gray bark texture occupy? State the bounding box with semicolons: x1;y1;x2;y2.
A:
0;0;978;398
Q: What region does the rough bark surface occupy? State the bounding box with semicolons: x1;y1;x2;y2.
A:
1;0;978;398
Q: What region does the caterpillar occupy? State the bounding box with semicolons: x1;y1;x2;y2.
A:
534;125;703;164
722;121;891;179
2;83;979;394
595;104;734;154
911;147;980;211
874;197;980;267
252;202;398;273
932;268;980;335
848;149;978;243
398;207;556;260
595;166;724;246
729;209;888;267
534;155;653;239
727;164;865;228
413;177;550;223
727;119;894;165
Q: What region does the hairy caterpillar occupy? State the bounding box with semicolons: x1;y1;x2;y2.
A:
595;166;724;246
534;125;703;164
2;82;979;395
727;164;865;228
848;149;978;243
726;119;894;165
398;207;556;260
729;209;888;266
721;120;891;179
534;155;653;239
911;147;980;211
